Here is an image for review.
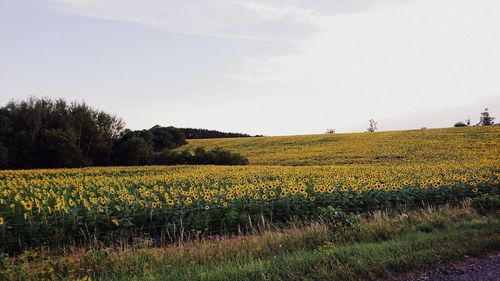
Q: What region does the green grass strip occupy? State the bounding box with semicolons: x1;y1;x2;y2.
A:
111;218;499;281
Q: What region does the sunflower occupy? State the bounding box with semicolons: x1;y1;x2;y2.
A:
21;200;32;211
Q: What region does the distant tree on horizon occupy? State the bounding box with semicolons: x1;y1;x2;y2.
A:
367;119;378;133
478;108;495;126
325;128;336;134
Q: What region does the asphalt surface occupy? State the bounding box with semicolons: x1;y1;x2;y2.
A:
401;254;500;281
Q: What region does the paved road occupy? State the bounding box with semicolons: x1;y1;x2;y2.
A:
402;254;500;281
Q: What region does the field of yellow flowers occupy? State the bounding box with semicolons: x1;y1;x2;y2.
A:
0;127;499;252
184;126;500;165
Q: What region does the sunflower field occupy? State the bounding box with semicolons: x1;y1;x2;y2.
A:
0;127;499;252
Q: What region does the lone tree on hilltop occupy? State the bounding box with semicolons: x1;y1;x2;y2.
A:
367;119;378;133
478;108;495;126
325;128;336;134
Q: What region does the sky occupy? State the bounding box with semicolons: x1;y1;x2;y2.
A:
1;0;499;136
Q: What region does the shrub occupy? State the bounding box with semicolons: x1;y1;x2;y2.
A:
318;206;356;231
471;194;500;215
154;147;249;165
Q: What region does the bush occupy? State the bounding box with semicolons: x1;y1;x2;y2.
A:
454;122;467;127
193;147;249;165
154;147;249;165
318;206;356;231
471;194;500;215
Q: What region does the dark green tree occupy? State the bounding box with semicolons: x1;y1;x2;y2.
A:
0;142;8;169
149;125;186;151
112;136;153;166
36;129;89;168
0;97;124;169
478;108;495;126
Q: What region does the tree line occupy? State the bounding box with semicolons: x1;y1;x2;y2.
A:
0;97;248;169
178;128;251;139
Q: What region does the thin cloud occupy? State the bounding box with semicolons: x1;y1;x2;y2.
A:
47;0;412;41
224;0;500;133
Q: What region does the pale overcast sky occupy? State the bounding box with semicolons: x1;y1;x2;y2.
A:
1;0;499;135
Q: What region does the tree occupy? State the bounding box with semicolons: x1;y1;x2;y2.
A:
177;128;251;139
367;119;378;133
325;128;336;134
0;97;247;168
478;108;495;126
113;136;153;166
36;129;89;168
454;122;467;127
0;97;124;169
0;142;8;169
149;125;186;151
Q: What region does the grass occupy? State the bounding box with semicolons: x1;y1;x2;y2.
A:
2;205;498;280
183;126;500;165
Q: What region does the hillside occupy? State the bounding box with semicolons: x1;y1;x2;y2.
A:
183;126;500;165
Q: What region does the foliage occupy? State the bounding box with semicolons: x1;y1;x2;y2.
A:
0;97;124;168
318;206;356;230
471;194;500;215
178;128;251;139
113;136;154;166
0;143;7;169
187;147;249;165
154;147;249;165
325;129;336;134
478;108;495;126
367;119;378;132
455;118;471;127
150;125;186;150
0;97;254;169
36;129;90;168
111;126;186;166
